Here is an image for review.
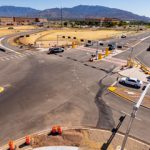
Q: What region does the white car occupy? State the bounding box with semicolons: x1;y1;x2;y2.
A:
119;77;143;88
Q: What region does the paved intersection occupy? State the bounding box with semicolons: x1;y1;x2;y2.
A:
0;30;150;146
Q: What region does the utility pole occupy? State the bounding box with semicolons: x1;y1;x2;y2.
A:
121;82;150;150
60;1;63;28
129;47;134;59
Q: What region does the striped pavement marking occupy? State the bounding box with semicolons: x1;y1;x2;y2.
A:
0;51;39;62
103;57;127;66
75;46;97;52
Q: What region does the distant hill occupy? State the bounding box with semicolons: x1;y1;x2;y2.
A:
0;6;39;17
0;5;149;21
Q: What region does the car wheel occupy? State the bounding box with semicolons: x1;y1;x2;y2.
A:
122;81;125;84
134;85;139;88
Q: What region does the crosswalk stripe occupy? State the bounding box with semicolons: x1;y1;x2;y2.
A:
103;58;126;66
75;46;97;52
0;51;40;62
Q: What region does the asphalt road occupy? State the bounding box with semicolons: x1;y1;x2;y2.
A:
0;30;150;146
90;31;150;67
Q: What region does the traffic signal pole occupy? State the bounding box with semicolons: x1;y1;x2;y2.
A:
121;82;150;150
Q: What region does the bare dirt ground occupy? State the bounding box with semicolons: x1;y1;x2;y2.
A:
31;129;150;150
0;26;37;37
19;29;127;47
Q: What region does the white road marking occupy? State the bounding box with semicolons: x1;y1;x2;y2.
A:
0;37;21;54
4;57;10;60
3;84;11;88
111;81;118;87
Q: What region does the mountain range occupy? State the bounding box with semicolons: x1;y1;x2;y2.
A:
0;5;149;21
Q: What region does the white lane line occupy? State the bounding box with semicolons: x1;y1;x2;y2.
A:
0;58;6;61
4;57;10;60
17;54;24;58
3;84;11;88
140;36;150;41
25;52;32;56
103;58;126;66
111;81;118;87
129;35;150;49
0;37;21;54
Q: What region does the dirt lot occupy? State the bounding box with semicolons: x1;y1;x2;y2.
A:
0;26;37;37
19;28;127;47
38;29;124;41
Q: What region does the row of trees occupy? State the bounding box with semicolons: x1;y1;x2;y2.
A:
63;20;149;28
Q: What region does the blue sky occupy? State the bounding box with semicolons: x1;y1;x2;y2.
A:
0;0;150;17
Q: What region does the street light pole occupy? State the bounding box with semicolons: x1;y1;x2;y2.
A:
129;47;134;59
60;0;63;28
121;82;150;150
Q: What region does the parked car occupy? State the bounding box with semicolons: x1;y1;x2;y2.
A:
108;43;116;50
85;42;93;47
119;77;143;88
8;27;14;29
117;45;123;49
48;47;64;54
121;35;126;38
146;46;150;51
98;41;104;46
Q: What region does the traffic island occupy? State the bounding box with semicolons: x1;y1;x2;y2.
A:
108;86;150;108
1;128;150;150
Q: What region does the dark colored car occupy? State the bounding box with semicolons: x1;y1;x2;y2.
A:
108;43;116;50
85;42;93;47
0;48;6;52
48;47;64;54
117;45;123;49
147;46;150;51
8;27;14;29
121;35;126;38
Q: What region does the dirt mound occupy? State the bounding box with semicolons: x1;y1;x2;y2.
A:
32;129;83;148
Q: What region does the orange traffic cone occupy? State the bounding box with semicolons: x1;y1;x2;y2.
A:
25;136;31;145
8;141;15;150
57;126;62;135
51;126;57;134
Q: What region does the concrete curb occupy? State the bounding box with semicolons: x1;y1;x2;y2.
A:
107;86;150;109
1;126;150;150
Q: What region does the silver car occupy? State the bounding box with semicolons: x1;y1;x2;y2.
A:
119;77;143;88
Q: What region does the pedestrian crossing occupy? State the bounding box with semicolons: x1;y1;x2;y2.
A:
75;46;127;66
75;46;97;53
0;51;38;62
103;57;127;66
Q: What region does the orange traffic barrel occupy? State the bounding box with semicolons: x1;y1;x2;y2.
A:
8;141;15;150
51;126;57;134
25;136;31;145
57;126;62;135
